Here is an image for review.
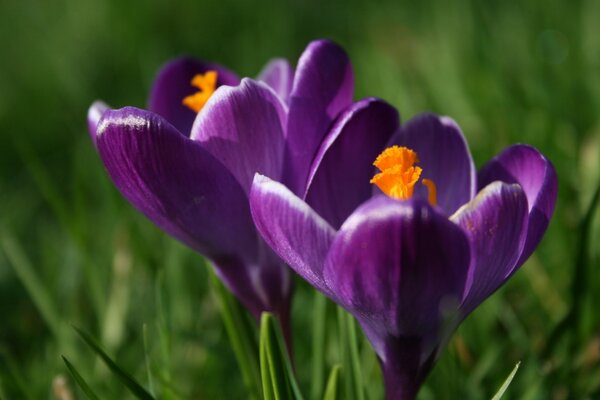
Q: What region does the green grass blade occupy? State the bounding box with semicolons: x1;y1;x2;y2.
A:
322;365;341;400
345;313;364;400
260;312;291;400
154;270;176;400
73;327;155;400
310;293;327;400
142;324;155;397
209;270;261;399
0;377;7;400
336;308;351;400
544;180;600;357
336;308;364;400
260;318;275;400
0;348;35;400
62;356;100;400
491;361;521;400
15;141;104;315
273;315;303;400
259;313;303;400
1;234;63;341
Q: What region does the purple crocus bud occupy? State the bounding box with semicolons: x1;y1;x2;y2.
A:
86;40;400;331
250;113;557;399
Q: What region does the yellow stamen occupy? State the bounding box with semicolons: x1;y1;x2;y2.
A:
422;179;437;206
370;145;437;206
373;145;420;171
182;70;218;112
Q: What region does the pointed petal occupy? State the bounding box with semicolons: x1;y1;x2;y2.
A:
325;196;470;337
284;39;354;194
148;57;240;135
250;174;336;297
96;106;257;261
478;144;558;266
87;101;110;145
257;58;294;102
190;79;287;194
389;114;476;214
451;181;529;315
305;98;400;228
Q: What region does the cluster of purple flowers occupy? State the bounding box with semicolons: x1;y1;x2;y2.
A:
88;39;557;399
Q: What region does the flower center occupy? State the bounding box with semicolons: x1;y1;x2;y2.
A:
182;70;218;112
370;145;437;206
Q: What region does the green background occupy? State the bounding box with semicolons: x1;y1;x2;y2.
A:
1;0;599;398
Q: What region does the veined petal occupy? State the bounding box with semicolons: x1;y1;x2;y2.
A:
87;100;110;145
450;181;529;316
148;57;240;135
388;114;476;214
478;144;558;266
324;196;470;337
257;58;294;103
96;106;258;262
284;39;354;194
250;174;336;298
305;97;400;228
190;79;287;194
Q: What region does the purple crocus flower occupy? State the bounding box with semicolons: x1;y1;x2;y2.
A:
250;113;557;399
86;40;400;329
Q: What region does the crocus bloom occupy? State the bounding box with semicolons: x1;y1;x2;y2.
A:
250;114;557;399
86;40;400;328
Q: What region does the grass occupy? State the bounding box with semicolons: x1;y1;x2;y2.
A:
0;0;599;398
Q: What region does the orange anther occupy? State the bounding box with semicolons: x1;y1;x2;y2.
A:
182;70;218;112
371;146;437;206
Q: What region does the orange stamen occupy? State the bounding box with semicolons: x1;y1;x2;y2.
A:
182;70;218;112
422;179;437;206
370;145;437;206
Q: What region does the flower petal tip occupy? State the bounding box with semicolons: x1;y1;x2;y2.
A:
87;100;110;143
252;173;271;186
439;115;459;129
95;106;154;139
306;38;346;53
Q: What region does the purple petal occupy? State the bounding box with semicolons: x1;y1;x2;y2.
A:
257;58;294;103
190;79;287;194
87;101;110;145
305;97;400;229
283;39;354;194
478;144;558;266
211;251;292;319
450;181;529;316
148;57;240;136
376;335;431;400
96;106;258;262
324;196;471;337
250;174;336;298
388;114;476;214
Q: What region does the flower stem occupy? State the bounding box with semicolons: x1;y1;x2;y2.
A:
379;337;425;400
381;362;419;400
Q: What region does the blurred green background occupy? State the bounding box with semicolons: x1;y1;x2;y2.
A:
1;0;599;398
